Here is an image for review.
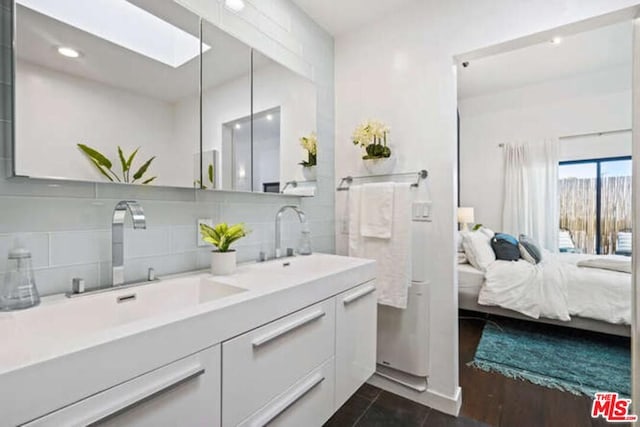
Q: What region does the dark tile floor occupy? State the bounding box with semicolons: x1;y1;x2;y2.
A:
324;313;632;427
324;383;486;427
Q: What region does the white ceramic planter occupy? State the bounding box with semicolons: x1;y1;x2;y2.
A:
302;166;317;181
363;156;396;175
210;250;237;275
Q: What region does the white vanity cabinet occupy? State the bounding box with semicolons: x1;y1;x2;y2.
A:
5;255;377;427
222;299;336;426
222;280;377;427
23;345;221;427
335;282;378;408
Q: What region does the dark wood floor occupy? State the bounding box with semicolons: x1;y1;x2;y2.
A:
325;314;632;427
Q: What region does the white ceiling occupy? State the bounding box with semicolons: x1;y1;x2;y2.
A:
457;21;633;100
291;0;417;36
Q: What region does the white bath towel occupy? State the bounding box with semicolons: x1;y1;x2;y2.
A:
349;183;412;309
360;183;394;238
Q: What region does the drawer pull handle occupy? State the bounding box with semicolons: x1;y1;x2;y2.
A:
252;310;326;348
23;364;205;426
343;285;376;305
251;373;325;427
84;365;204;426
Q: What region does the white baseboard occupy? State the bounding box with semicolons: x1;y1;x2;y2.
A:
367;373;462;416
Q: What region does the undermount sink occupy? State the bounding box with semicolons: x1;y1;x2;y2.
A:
0;276;247;361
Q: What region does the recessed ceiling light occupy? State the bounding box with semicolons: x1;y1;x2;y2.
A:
550;37;562;45
235;123;242;130
18;0;209;68
224;0;245;12
57;46;81;58
266;114;273;121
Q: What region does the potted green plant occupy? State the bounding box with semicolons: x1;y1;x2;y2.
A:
298;132;317;181
352;120;395;174
200;222;250;275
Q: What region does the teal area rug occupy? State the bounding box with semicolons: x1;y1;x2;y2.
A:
469;319;631;397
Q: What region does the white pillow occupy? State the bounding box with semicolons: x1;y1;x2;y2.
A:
457;252;469;264
478;226;495;239
457;232;464;253
461;229;495;271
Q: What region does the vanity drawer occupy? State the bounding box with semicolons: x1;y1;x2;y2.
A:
22;345;221;427
222;299;335;427
238;357;335;427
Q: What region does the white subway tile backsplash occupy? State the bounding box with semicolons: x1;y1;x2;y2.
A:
0;232;49;271
124;227;172;259
0;123;10;160
171;225;200;253
0;197;114;232
123;252;199;282
247;0;292;33
50;230;110;266
35;263;100;296
0;47;10;84
0;83;10;122
0;6;10;49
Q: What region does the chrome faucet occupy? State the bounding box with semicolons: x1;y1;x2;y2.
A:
275;205;311;258
112;201;146;286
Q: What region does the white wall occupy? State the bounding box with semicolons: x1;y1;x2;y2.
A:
15;60;198;187
335;0;639;415
459;66;632;230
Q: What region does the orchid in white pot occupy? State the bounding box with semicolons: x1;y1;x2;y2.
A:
200;222;250;275
298;132;317;181
352;120;395;174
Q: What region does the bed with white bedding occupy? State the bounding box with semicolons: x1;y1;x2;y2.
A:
458;252;632;337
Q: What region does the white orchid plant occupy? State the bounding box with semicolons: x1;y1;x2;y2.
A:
299;132;317;167
351;120;391;159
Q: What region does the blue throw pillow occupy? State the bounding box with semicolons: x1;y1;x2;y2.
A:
491;233;520;261
495;233;518;246
519;234;542;264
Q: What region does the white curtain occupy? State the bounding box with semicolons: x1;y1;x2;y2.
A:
502;139;559;251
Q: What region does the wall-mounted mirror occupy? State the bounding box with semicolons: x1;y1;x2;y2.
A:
251;51;317;195
14;0;201;187
11;0;318;196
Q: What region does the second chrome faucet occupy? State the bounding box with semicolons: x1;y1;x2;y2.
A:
275;205;312;258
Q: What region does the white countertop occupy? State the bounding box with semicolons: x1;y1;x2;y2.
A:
0;253;375;377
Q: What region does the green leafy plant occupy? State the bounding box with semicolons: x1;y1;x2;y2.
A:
298;132;317;167
472;224;483;231
352;120;391;160
200;222;250;252
77;144;156;184
195;163;215;189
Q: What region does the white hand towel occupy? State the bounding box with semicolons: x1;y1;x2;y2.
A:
360;183;394;239
349;183;412;309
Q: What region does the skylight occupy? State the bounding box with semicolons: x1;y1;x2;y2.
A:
17;0;205;68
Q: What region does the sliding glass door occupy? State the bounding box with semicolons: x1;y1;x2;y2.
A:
558;157;632;255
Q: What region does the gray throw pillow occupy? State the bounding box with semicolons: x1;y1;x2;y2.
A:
519;234;542;264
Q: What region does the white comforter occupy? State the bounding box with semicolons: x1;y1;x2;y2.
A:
477;252;631;324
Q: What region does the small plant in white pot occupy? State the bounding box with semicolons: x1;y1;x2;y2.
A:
200;222;250;275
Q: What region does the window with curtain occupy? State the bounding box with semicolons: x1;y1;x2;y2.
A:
558;157;632;255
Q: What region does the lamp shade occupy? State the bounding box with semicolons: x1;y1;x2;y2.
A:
457;207;475;224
